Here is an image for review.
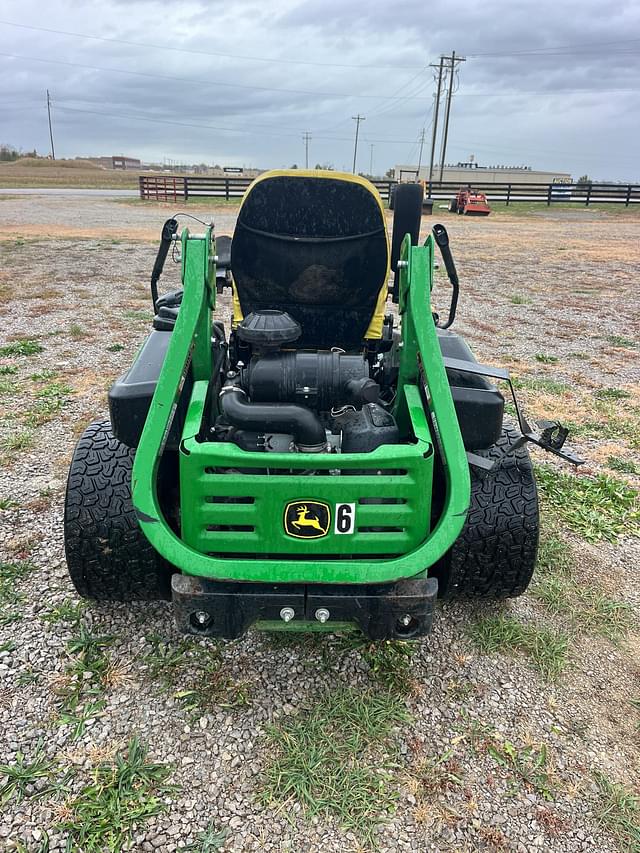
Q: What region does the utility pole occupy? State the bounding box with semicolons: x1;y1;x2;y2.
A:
427;58;444;195
46;89;56;160
351;114;365;174
438;51;466;183
369;143;374;176
302;131;311;169
416;128;426;179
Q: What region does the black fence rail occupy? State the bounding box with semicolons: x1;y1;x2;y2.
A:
140;175;640;206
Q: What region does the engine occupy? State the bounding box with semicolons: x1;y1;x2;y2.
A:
214;310;399;454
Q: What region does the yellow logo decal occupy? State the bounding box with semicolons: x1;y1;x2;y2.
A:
284;501;331;539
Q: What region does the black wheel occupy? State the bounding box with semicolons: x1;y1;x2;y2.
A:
64;420;172;601
448;198;457;213
437;426;539;599
390;183;423;272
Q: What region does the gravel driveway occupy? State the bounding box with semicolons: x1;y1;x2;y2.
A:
0;196;638;852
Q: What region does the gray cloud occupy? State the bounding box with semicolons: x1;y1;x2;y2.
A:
1;0;639;179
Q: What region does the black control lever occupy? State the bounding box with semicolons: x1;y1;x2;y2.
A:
432;223;459;329
150;218;179;312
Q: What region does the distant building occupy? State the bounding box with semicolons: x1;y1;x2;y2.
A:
112;156;142;170
394;161;572;185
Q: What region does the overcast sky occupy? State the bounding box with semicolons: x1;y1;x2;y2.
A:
1;0;639;181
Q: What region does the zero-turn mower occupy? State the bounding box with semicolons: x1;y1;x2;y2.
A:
64;171;580;640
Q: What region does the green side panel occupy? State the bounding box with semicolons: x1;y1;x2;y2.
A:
132;229;471;586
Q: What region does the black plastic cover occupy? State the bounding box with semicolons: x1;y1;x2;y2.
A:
109;330;187;449
339;403;400;453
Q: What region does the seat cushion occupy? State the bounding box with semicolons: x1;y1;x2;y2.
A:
231;171;389;349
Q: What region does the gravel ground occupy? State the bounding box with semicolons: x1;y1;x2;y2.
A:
0;196;638;852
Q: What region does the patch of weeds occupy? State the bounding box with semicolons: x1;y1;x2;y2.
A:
469;615;568;680
0;560;34;625
52;623;114;739
2;429;33;454
509;294;531;305
17;668;41;686
0;639;17;652
605;334;637;349
41;599;86;624
0;497;19;510
534;353;559;364
513;375;570;395
58;737;174;852
535;466;640;542
594;387;632;401
0;364;18;375
144;635;249;711
29;368;57;381
123;309;151;322
25;381;73;427
68;322;90;340
337;636;415;693
0;339;43;357
411;747;465;799
594;771;640;851
487;739;554;800
106;343;125;352
0;378;16;395
0;741;57;805
183;822;229;852
261;687;408;839
607;456;640;476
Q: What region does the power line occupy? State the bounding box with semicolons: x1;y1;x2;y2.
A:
352;115;365;173
0;19;425;69
0;51;433;102
46;88;55;159
427;58;444;193
416;127;426;177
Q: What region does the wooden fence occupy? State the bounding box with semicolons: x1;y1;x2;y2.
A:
139;175;640;206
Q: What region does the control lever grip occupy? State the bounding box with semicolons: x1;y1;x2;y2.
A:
150;218;179;311
432;223;459;329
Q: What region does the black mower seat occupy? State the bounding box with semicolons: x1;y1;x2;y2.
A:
230;170;390;349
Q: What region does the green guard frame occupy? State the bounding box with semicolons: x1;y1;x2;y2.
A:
132;228;471;585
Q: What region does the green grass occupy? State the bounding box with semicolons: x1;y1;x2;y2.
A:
2;429;33;453
337;636;415;693
606;334;637;349
52;623;114;739
535;466;640;542
261;688;408;838
534;353;559;364
144;634;249;711
0;339;43;357
0;741;57;805
41;599;86;624
68;322;90;340
58;738;174;853
0;364;17;375
0;561;34;625
513;375;570;395
123;309;152;322
24;381;73;427
509;293;532;305
607;457;640;476
594;772;640;851
106;343;125;352
594;387;632;401
0;497;19;510
469;615;568;680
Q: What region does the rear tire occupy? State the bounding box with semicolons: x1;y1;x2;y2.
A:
64;420;172;601
437;426;539;599
390;183;423;272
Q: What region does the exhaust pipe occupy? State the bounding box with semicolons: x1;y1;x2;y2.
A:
219;386;326;452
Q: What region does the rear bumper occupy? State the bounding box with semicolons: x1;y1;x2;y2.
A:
172;573;438;640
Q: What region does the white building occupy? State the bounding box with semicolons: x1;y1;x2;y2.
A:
394;161;572;185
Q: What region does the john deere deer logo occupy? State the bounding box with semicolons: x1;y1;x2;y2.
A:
284;500;330;539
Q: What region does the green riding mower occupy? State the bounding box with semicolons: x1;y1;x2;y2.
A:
64;170;580;640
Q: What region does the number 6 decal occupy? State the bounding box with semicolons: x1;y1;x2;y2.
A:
335;503;356;534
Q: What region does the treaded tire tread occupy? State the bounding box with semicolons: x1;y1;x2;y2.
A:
440;425;539;599
64;420;171;601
